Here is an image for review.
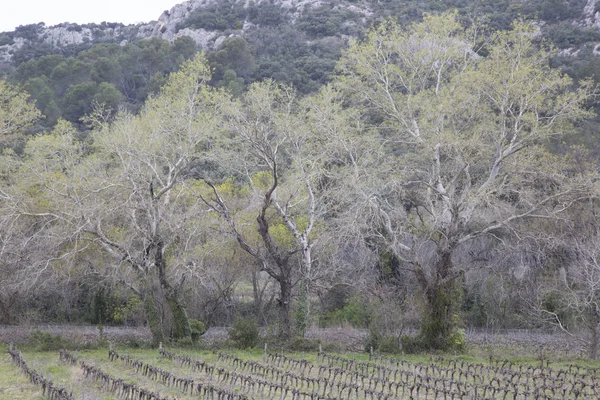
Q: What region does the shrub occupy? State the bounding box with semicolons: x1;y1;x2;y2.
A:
28;330;64;351
189;319;207;343
364;324;381;353
378;335;402;354
319;294;371;328
400;334;425;354
400;326;465;354
176;1;247;32
365;325;402;354
229;316;259;349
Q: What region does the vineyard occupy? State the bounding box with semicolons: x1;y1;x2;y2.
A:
2;343;600;399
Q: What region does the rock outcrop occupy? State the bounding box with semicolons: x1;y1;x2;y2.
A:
0;0;372;64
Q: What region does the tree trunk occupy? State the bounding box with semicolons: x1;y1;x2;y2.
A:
165;295;192;340
141;278;164;346
418;247;462;351
421;283;456;350
252;269;274;325
588;309;599;359
295;280;308;337
590;326;598;360
278;274;293;340
155;241;191;341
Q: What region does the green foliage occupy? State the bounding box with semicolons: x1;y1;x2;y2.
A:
177;1;247;31
364;324;381;353
3;0;600;350
208;36;255;88
364;325;402;354
541;291;574;329
91;289;108;324
246;26;342;93
90;57;121;83
13;23;45;41
27;330;64;351
92;82;125;114
10;37;198;127
189;319;207;343
0;33;14;46
417;286;465;352
0;80;42;151
166;296;192;341
248;3;288;26
461;291;489;328
403;320;465;355
378;335;402;354
110;294;144;325
229;316;260;349
319;295;371;328
297;5;360;38
543;22;600;49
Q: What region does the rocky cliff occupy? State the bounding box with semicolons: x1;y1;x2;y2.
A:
0;0;371;64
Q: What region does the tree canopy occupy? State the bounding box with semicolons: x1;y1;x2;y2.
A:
2;11;600;353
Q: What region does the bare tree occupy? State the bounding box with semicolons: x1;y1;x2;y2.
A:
333;14;595;349
2;55;219;343
200;80;334;339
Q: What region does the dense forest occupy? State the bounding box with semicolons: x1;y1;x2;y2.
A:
3;0;600;356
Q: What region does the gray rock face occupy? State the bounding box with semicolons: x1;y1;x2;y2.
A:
584;0;600;28
139;0;371;48
41;27;93;47
0;0;374;63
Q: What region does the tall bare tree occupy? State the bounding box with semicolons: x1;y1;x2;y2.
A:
200;80;333;338
334;13;595;349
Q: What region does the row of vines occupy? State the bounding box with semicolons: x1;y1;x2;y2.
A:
6;345;600;399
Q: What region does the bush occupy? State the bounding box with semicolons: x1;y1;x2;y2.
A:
176;1;247;31
229;316;259;349
28;330;64;351
400;327;466;354
378;335;402;354
400;334;425;354
190;319;207;343
364;324;380;353
319;294;371;328
365;325;402;354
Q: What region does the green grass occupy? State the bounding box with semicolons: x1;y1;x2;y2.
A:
0;345;42;400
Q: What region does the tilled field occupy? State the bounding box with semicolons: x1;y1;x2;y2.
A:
4;344;600;399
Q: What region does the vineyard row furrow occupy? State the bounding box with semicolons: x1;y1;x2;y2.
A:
8;345;74;400
60;349;172;400
108;349;252;400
